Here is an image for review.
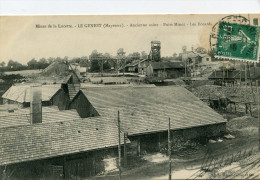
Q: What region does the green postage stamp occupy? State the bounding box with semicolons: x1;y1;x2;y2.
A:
215;21;260;62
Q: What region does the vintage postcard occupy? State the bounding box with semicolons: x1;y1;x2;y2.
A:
0;14;260;180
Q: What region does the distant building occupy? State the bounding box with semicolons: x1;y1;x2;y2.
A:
179;46;212;72
121;59;147;73
139;61;186;79
180;51;211;66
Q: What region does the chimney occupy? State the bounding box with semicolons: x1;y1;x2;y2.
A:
30;85;42;124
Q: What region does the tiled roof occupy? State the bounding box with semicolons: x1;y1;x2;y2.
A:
80;86;226;136
2;84;61;103
0;116;126;166
0;106;81;128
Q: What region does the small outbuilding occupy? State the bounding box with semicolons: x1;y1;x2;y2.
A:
2;84;70;110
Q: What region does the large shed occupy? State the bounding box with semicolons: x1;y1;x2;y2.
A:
70;86;227;154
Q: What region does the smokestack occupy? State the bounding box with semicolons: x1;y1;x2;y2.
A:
30;85;42;124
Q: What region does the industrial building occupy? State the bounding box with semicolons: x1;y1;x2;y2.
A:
70;85;227;154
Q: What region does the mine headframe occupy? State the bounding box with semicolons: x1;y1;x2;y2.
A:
148;41;161;62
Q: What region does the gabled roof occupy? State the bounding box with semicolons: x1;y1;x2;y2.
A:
0;106;81;128
2;84;61;103
80;86;226;136
150;61;185;70
0;116;126;166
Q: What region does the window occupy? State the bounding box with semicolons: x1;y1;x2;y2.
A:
206;58;209;61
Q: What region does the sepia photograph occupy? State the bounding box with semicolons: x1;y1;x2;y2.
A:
0;14;260;179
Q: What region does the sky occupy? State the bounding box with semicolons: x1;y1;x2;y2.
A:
0;14;259;65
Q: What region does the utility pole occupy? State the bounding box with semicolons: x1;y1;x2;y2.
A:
257;80;260;151
118;111;121;180
124;132;127;167
168;118;172;180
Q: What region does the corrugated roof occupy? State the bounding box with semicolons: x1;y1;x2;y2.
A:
80;86;226;136
0;106;81;128
2;84;61;103
0;116;126;166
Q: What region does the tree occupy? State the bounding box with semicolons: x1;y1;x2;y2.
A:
38;58;48;69
7;60;23;70
90;50;102;72
79;56;90;67
195;47;207;54
47;57;55;64
27;58;38;69
141;51;148;59
64;56;69;61
173;53;178;58
0;61;5;67
70;58;81;64
208;48;216;60
131;52;141;60
55;57;63;62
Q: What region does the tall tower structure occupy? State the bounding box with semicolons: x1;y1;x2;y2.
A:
149;41;161;62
